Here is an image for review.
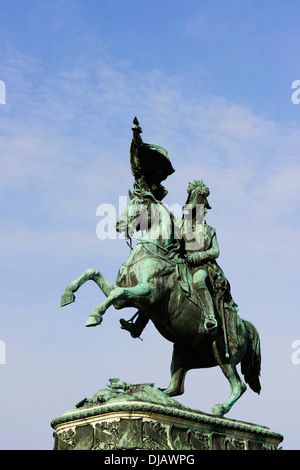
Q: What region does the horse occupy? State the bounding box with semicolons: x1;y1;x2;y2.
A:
60;189;261;417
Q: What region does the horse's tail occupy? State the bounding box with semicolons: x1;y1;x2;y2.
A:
241;320;261;394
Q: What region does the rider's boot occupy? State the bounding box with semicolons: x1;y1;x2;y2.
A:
199;288;218;331
120;311;149;339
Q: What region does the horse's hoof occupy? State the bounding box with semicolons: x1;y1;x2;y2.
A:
61;290;76;307
85;313;103;327
211;404;226;417
161;387;182;398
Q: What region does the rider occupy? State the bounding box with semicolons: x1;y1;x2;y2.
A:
182;180;238;330
182;179;219;330
120;180;238;337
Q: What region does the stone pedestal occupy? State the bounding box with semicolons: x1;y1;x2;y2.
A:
51;380;283;451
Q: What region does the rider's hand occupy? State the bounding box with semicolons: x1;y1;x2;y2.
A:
185;252;203;266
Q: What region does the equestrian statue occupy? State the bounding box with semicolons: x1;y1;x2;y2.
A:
60;118;261;417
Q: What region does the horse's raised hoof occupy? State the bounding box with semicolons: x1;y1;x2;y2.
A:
211;404;226;417
61;289;76;307
85;313;103;327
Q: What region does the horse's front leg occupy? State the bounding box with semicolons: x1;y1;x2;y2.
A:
85;282;151;327
61;268;115;307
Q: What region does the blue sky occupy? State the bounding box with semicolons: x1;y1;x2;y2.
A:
0;0;299;450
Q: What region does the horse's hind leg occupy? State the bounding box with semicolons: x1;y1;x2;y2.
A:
211;362;246;416
163;344;188;397
211;341;246;416
61;269;115;306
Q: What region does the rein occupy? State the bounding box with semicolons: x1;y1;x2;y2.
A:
136;239;184;266
126;237;133;251
122;237;184;270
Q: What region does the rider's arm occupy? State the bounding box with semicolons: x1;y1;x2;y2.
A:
186;233;220;265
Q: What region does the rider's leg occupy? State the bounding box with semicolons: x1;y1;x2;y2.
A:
192;269;217;330
120;311;149;338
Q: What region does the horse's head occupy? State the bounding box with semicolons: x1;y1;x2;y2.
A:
115;190;157;239
116;189;176;247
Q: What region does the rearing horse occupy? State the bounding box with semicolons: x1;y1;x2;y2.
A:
61;189;261;416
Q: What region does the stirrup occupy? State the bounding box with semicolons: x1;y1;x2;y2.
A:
204;315;218;331
119;318;143;340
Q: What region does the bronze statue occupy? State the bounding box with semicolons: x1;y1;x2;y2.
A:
60;118;261;417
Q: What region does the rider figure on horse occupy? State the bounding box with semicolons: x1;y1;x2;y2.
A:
120;179;239;338
182;180;238;330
